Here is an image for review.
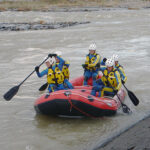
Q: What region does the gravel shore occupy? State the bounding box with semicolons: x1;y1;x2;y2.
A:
98;116;150;150
0;21;90;31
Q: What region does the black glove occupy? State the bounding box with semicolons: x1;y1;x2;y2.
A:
48;54;52;58
96;79;101;84
122;80;125;84
98;85;103;90
35;66;39;72
96;63;100;68
82;64;88;68
114;89;118;94
52;54;57;57
103;58;107;63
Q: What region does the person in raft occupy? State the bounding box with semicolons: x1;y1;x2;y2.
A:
35;53;66;93
112;54;127;84
55;51;73;89
91;58;122;97
82;43;101;86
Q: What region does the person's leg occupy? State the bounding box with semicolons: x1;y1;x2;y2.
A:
64;79;74;89
99;87;113;97
91;86;99;96
91;85;103;96
83;71;91;85
48;84;56;93
92;72;98;86
57;83;65;90
104;91;115;97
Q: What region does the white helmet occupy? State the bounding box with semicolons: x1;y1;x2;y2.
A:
106;58;114;67
44;56;49;63
49;57;55;65
89;43;96;51
112;54;119;61
55;51;62;56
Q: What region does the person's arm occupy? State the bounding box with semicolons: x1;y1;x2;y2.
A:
99;66;106;72
64;60;70;68
56;56;65;71
85;55;89;65
100;58;107;66
88;55;100;67
114;71;122;90
118;67;127;83
36;68;48;78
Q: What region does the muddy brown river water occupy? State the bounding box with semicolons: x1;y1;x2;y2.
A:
0;9;150;150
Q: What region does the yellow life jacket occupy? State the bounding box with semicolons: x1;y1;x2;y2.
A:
47;65;64;85
115;63;123;71
62;65;70;79
115;63;127;83
54;65;64;84
85;53;100;71
101;68;119;89
47;67;55;84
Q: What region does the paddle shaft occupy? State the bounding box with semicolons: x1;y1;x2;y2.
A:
110;84;131;113
3;56;49;100
122;82;129;92
103;75;131;113
18;56;49;87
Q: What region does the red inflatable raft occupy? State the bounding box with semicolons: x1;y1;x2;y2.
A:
34;76;126;118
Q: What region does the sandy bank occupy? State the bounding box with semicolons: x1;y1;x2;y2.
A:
0;0;150;11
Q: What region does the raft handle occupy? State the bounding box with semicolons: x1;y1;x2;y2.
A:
64;91;71;96
87;96;94;102
45;93;50;99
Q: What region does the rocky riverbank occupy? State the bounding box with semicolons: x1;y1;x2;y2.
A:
0;21;90;31
97;116;150;150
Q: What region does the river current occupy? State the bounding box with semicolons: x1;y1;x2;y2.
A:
0;9;150;150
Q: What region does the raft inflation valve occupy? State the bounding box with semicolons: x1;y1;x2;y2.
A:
106;102;112;107
45;93;50;99
81;89;86;92
64;91;71;96
87;96;94;102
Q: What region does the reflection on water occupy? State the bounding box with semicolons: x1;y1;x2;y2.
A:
34;114;119;150
0;9;150;150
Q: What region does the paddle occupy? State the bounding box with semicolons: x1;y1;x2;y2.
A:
104;75;131;114
106;83;132;114
114;90;132;114
3;56;49;101
39;82;48;91
122;81;139;106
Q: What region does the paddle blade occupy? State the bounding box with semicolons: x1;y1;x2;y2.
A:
128;90;139;106
122;103;132;114
3;85;20;101
39;83;48;91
